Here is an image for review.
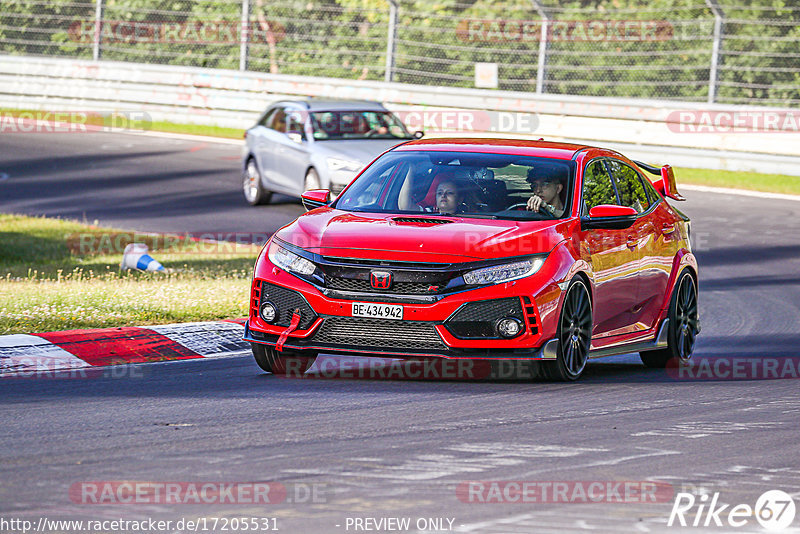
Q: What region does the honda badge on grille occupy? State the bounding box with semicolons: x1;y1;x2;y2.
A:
370;271;392;289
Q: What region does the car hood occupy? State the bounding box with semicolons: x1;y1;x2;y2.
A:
274;208;570;263
315;139;410;166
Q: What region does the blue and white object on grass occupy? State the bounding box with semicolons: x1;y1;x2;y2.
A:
120;243;165;272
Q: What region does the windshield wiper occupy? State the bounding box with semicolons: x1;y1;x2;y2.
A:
449;214;499;220
495;214;552;221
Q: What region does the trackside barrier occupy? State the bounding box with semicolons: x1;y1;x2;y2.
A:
1;55;799;175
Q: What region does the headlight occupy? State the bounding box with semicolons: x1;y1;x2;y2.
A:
327;157;362;172
267;241;316;276
463;257;545;285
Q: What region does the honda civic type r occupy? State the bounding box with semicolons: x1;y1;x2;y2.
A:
244;138;699;381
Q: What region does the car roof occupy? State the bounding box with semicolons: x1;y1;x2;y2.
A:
394;138;595;160
271;99;389;112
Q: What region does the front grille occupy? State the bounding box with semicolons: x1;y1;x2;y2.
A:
326;277;438;294
259;282;317;330
312;316;446;350
445;297;524;339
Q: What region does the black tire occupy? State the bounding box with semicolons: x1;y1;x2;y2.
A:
542;278;593;381
304;168;321;192
243;159;272;206
640;270;698;368
251;343;317;376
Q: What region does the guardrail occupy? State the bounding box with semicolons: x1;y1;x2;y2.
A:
3;0;798;107
1;55;798;176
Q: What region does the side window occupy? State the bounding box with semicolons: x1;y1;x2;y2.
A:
286;109;305;137
267;107;287;133
607;160;651;214
338;160;399;210
286;109;306;139
639;172;661;204
582;159;617;215
257;108;275;127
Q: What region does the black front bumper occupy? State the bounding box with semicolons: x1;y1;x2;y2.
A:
244;322;556;361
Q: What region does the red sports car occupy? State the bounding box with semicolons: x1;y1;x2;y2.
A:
244;138;699;381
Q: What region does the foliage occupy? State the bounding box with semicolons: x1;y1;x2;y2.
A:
0;0;797;104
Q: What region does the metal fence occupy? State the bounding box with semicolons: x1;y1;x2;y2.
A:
1;0;798;106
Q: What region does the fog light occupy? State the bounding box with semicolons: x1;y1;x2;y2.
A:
496;317;522;338
259;302;277;323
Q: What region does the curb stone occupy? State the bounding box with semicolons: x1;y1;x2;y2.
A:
0;320;250;377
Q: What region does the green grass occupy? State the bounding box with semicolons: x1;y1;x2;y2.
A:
0;214;259;335
676;167;800;196
143;120;244;139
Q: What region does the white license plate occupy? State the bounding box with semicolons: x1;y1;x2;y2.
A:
352;302;404;320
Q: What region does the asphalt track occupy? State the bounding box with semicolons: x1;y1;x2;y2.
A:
2;131;800;533
0;130;304;237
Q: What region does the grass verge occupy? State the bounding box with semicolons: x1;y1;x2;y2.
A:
0;214;259;335
676;167;800;196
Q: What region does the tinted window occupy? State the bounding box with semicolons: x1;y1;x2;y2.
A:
310;111;412;140
267;108;287;133
286;109;306;138
606;160;651;214
582;159;617;215
257;108;275;127
638;171;661;204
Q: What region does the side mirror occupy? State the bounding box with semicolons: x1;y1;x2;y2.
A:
301;189;331;211
413;130;425;139
287;131;305;144
581;205;638;230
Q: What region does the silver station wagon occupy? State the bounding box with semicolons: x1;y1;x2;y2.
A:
242;99;420;205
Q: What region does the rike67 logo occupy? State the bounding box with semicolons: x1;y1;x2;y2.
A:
668;490;796;531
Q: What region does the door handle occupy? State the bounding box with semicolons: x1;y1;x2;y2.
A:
626;236;637;249
662;223;676;234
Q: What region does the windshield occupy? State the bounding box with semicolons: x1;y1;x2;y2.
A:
310;111;413;141
333;150;575;220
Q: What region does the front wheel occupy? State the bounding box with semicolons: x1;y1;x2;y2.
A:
304;168;321;192
542;278;593;381
640;270;698;368
243;159;272;206
251;343;317;376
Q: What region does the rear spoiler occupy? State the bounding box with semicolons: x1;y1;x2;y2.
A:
634;161;686;201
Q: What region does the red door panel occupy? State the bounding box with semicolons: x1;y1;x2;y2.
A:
635;202;680;330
